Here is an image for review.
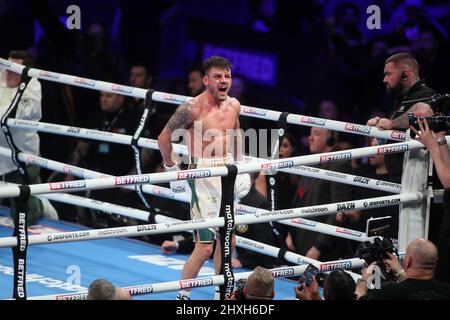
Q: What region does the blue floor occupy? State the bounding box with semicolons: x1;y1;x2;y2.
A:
0;207;298;300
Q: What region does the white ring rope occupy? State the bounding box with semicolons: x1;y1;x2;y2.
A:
1;173;378;245
246;156;402;194
4;119;404;194
0;191;422;248
0;181;152;221
0;57;406;141
5;118;188;155
153;214;368;272
0;146;189;203
234;204;372;243
0;138;433;199
156;203;374;244
0;136;404;246
25;264;310;300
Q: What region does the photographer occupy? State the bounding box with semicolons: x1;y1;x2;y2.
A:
356;238;450;300
411;118;450;283
230;267;275;300
295;270;356;300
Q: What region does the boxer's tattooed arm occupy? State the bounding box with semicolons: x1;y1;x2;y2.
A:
165;102;195;131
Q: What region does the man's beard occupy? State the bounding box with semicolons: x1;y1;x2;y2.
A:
387;82;404;97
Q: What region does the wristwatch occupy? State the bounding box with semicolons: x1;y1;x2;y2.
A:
394;269;406;280
437;137;448;147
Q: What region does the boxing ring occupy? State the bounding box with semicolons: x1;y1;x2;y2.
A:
1;58;448;300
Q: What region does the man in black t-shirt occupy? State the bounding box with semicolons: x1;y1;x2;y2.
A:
366;52;445;245
356;238;450;300
366;52;437;183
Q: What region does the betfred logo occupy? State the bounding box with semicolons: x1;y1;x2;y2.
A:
376;144;408;155
242;106;267;117
74;77;96;87
320;261;352;271
319;152;352;163
300;116;326;126
260;160;294;170
177;169;211;180
336;227;363;237
235;205;257;214
111;84;133;94
271;268;295;277
163;93;186;103
292;218;317;227
345;123;370;134
56;294;87;300
391;131;405;140
115;175;150;185
179;278;213;289
49;181;86;190
62;165;84;177
151;186;175;199
38;70;61;79
26;155;48;168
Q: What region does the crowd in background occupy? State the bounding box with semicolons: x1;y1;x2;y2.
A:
1;0;450;299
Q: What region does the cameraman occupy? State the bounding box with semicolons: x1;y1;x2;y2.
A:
355;238;450;300
230;267;275;300
411;119;450;283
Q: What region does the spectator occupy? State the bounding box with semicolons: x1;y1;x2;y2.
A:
231;266;275;300
411;119;450;283
356;238;450;300
0;50;45;224
87;278;131;300
414;29;450;96
255;133;299;210
295;269;356;300
67;91;144;227
127;62;153;111
187;64;205;97
288;127;357;260
318;100;338;120
352;137;399;239
129;62;153;90
249;0;278;34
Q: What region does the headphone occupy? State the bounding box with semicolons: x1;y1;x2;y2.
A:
326;130;338;147
401;71;407;80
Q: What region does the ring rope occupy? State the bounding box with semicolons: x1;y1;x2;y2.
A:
0;138;436;199
0;57;406;141
25;264;310;300
4;119;404;194
0;191;422;248
0;145;188;203
0;177;378;245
